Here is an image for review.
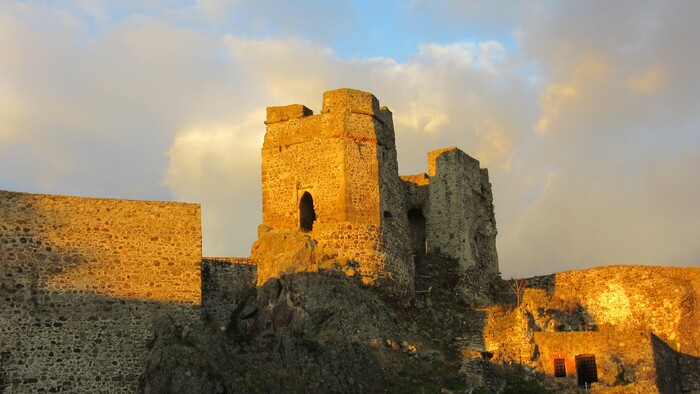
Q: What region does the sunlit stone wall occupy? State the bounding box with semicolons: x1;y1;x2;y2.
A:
0;190;201;392
482;266;700;392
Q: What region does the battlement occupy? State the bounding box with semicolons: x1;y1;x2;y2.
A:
265;104;313;124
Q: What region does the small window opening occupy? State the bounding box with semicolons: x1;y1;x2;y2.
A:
575;354;598;386
299;192;316;232
554;358;566;378
383;211;393;219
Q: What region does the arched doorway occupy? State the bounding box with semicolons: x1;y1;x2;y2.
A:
299;192;316;232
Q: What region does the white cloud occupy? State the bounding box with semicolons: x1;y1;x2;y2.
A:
164;111;265;256
417;41;507;73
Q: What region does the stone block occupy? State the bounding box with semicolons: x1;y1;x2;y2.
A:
265;104;313;124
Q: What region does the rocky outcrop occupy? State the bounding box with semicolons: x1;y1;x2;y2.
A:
139;271;441;393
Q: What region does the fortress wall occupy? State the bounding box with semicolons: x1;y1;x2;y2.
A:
339;116;381;225
485;267;700;392
0;190;202;392
401;174;430;210
532;331;657;388
401;175;430;256
315;223;382;274
476;168;499;276
374;109;413;294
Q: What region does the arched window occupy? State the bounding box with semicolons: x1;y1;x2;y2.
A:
299;192;316;232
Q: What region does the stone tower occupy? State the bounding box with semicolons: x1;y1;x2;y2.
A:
260;88;414;295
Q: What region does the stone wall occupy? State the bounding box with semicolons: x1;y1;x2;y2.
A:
482;266;700;392
551;266;700;356
0;190;202;393
201;258;257;331
425;148;499;277
533;331;657;389
401;148;500;303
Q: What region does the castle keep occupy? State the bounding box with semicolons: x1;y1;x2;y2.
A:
260;88;499;296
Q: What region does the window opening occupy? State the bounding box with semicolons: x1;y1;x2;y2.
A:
554;358;566;378
299;192;316;232
575;354;598;386
407;208;427;255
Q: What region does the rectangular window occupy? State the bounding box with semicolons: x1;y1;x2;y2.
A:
575;354;598;386
554;358;566;378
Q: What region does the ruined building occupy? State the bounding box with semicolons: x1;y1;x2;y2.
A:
0;88;500;392
259;88;499;297
1;89;697;393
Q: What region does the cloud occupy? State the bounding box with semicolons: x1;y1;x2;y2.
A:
164;111;265;256
417;41;507;73
2;1;698;278
474;117;513;171
626;68;664;95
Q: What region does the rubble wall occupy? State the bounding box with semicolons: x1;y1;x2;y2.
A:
483;266;700;392
552;266;700;355
201;258;257;330
0;190;202;392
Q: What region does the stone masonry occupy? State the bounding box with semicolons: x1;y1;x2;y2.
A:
258;88;500;299
0;88;501;392
0;191;201;393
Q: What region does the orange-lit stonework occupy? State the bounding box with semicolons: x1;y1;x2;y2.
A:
0;190;201;392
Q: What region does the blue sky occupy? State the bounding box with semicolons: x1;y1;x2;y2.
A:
1;0;699;276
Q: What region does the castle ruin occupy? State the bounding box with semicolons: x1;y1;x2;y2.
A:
1;88;698;393
259;88;499;297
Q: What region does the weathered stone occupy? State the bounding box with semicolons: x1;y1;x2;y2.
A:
259;88;499;301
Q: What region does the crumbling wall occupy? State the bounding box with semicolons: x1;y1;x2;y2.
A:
425;148;498;273
483;267;700;392
374;106;412;293
0;190;202;393
422;148;499;302
552;266;700;356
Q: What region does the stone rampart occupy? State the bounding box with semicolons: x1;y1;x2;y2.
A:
0;190;202;392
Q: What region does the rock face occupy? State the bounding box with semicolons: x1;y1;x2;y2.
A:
139;232;473;393
139;271;443;393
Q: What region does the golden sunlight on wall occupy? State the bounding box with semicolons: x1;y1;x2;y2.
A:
0;190;202;303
